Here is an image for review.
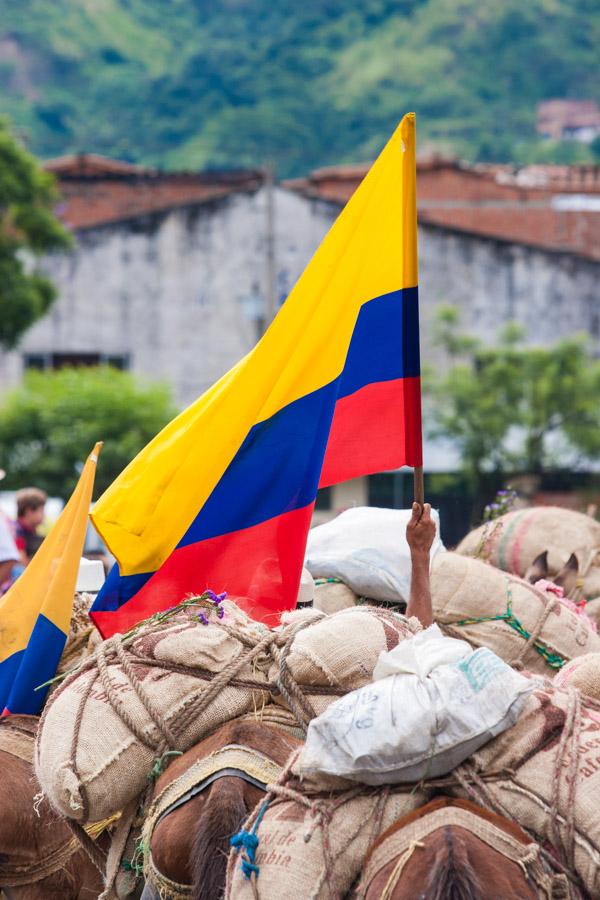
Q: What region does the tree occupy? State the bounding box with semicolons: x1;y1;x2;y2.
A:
0;367;177;499
0;119;72;349
425;306;600;513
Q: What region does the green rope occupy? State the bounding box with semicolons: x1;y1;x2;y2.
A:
314;577;343;585
147;750;183;782
453;583;566;671
122;836;148;877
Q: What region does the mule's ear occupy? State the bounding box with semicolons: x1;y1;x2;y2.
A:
554;553;579;595
525;551;549;583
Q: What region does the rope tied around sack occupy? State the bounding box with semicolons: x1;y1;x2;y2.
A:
229;748;401;900
147;750;183;782
230;798;271;880
43;599;415;898
452;581;568;670
447;685;586;897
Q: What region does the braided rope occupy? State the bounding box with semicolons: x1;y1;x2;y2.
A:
171;629;276;738
509;595;559;670
452;582;568;670
451;760;585;894
95;638;160;752
112;637;178;751
65;817;109;875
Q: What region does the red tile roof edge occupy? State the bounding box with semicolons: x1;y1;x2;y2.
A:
418;214;599;264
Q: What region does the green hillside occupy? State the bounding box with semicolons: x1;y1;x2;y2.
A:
1;0;598;176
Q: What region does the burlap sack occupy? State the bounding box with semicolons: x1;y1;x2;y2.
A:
36;600;271;823
554;653;600;700
55;592;102;678
431;552;600;675
226;787;427;900
449;684;600;897
457;506;600;600
313;580;358;615
585;598;600;628
270;606;420;717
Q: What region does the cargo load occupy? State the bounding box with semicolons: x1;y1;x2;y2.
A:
431;552;600;674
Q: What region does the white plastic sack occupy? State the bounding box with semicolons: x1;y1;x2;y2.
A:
372;623;471;680
298;628;533;785
305;506;445;603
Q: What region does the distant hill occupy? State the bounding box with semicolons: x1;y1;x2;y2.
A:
1;0;598;176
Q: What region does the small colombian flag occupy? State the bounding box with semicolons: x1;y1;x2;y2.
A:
0;443;102;716
90;113;422;636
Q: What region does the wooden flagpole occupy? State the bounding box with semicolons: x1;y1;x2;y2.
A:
413;465;424;506
410;116;424;509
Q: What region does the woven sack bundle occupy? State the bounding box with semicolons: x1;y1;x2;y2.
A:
270;605;420;718
312;580;359;615
457;506;600;601
226;784;426;900
554;653;600;700
35;599;272;823
431;552;600;675
449;683;600;897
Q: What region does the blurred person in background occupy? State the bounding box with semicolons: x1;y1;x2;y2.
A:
0;469;22;594
15;487;47;566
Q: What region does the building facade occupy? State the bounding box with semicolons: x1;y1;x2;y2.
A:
1;153;598;409
0;154;598;539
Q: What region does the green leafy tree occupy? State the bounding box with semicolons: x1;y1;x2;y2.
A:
425;306;600;512
0;119;72;348
0;367;176;499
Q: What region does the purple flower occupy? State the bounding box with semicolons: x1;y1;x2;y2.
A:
216;591;227;603
217;606;225;619
205;590;218;602
198;613;209;626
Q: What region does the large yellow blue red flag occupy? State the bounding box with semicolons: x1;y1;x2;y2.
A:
90;114;421;636
0;443;101;716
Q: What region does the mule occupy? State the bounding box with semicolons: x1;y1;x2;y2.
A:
0;715;107;900
360;796;565;900
141;717;302;900
525;550;580;597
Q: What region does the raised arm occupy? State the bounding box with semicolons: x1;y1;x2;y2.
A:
405;502;436;627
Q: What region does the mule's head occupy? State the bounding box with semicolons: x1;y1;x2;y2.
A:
525;550;580;597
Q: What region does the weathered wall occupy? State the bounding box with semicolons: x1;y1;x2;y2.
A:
418;223;599;359
0;187;334;406
0;187;597;407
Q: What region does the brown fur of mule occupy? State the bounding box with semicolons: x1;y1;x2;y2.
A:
0;716;106;900
362;797;541;900
149;719;301;900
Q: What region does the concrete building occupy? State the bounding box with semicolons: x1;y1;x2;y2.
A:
536;99;600;144
0;153;598;538
1;152;598;406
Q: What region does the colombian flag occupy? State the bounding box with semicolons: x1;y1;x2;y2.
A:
0;443;101;716
90;114;421;637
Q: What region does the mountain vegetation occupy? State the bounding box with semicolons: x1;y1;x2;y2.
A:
1;0;598;176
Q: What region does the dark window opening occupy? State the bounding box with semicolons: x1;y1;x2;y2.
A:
315;487;332;510
24;353;129;371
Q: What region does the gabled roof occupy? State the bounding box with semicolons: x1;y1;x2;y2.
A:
284;156;600;261
45;153;148;178
44;153;265;230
